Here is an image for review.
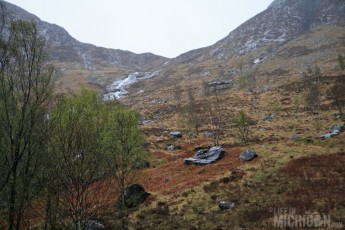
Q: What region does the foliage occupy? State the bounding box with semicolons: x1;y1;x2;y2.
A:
47;90;112;228
102;102;147;229
0;14;58;229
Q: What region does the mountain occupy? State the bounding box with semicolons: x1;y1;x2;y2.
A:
1;0;344;96
173;0;345;63
123;0;344;102
0;0;169;89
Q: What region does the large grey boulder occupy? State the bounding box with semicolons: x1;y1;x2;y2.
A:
116;184;150;208
239;149;258;161
184;146;225;165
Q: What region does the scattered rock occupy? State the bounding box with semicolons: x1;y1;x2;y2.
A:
170;130;182;138
262;113;274;121
70;220;105;230
239;149;258;161
332;113;342;120
330;125;345;134
208;80;232;87
116;184;150;208
184;146;225;165
320;124;345;139
289;134;301;141
82;221;105;230
204;131;214;138
167;144;174;151
218;201;235;210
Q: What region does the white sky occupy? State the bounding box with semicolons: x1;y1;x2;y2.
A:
5;0;273;58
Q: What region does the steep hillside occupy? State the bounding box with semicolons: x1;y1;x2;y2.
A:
121;0;345;103
0;0;169;91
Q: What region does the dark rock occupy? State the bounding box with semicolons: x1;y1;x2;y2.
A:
263;113;274;121
239;149;258;161
218;201;235;210
184;146;225;165
81;220;105;230
70;220;105;230
170;130;182;138
116;184;150;208
133;159;150;169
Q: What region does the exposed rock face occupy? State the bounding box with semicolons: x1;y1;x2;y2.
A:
172;0;345;64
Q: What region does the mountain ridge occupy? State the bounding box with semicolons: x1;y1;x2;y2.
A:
1;0;345;96
0;0;169;75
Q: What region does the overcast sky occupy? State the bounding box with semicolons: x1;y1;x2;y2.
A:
5;0;273;58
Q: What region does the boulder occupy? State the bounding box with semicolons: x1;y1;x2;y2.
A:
116;184;150;208
239;149;258;161
218;201;235;210
170;130;182;138
184;146;225;165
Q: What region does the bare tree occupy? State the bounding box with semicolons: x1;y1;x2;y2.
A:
202;81;222;146
172;84;183;109
329;79;345;117
229;110;253;145
304;84;320;114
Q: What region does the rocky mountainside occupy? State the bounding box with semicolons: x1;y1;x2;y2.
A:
122;0;344;104
1;0;344;96
172;0;345;64
0;0;168;83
